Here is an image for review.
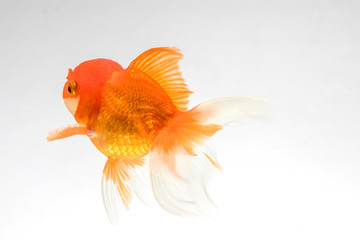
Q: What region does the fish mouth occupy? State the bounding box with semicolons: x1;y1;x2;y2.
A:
64;96;80;116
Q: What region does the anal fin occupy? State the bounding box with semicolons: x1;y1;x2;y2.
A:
101;157;151;224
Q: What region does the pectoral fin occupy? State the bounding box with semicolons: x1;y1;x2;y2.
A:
46;124;89;141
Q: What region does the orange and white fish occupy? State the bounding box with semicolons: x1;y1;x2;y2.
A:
47;47;269;223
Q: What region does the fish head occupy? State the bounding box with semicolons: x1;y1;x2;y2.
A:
62;59;123;125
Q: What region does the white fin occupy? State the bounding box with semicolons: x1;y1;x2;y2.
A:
101;174;123;225
148;97;270;217
127;159;155;207
149;146;218;217
101;158;152;224
193;97;272;126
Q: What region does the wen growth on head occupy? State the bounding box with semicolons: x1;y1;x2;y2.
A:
47;47;270;224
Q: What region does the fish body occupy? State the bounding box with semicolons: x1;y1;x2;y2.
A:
92;68;178;159
48;47;270;223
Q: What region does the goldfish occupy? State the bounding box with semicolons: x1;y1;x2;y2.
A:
47;47;270;223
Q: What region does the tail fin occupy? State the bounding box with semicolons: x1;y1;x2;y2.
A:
192;97;272;125
149;97;271;217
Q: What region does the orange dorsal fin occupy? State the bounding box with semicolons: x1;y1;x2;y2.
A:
127;47;193;111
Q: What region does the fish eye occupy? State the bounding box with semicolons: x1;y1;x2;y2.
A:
67;81;77;95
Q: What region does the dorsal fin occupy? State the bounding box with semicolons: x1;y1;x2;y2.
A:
127;47;193;111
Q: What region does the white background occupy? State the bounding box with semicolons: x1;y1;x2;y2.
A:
1;0;360;239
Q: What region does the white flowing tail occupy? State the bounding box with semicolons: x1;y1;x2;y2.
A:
149;97;271;217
